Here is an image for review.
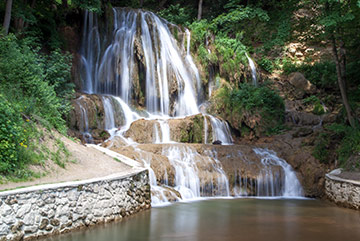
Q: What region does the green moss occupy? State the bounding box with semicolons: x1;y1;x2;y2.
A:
192;115;204;143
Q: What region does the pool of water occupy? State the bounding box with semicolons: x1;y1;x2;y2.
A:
48;199;360;241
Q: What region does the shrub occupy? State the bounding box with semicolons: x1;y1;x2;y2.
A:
303;96;326;115
0;34;73;132
214;82;285;136
0;34;74;176
328;124;360;166
158;4;194;25
258;57;274;73
283;60;337;89
0;95;27;174
312;132;331;164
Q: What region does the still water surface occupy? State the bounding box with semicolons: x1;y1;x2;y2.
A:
48;199;360;241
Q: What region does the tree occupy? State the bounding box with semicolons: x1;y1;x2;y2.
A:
318;0;358;128
2;0;13;35
197;0;203;20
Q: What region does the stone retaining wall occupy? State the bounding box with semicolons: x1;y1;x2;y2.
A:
0;169;150;241
325;169;360;209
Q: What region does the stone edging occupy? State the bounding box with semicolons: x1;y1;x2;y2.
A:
325;169;360;210
325;169;360;187
0;168;151;241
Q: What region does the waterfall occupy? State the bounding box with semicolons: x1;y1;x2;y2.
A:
112;96;140;134
253;148;304;197
185;29;203;103
162;146;230;199
76;97;93;143
102;96;116;131
245;53;257;86
209;115;233;144
80;8;199;116
158;120;171;143
76;8;304;205
204;115;208;144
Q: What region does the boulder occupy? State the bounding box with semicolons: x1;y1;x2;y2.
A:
288;72;316;95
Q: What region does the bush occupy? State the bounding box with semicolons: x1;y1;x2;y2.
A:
283;60;337;89
213;82;285;136
303;96;326;115
313;124;360;167
0;34;74;176
158;4;194;25
328;124;360;166
312;132;331;164
0;95;27;173
0;34;73;132
258;57;274;73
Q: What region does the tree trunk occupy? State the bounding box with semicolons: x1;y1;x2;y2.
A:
140;0;144;8
331;34;355;128
339;40;347;91
197;0;203;20
159;0;167;9
3;0;13;35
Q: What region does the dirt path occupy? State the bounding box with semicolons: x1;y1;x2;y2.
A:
0;136;136;191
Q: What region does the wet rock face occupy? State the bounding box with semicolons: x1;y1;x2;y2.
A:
68;93;125;144
124;114;213;144
107;142;297;198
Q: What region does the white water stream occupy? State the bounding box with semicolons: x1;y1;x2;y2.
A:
77;8;304;205
246;53;257;86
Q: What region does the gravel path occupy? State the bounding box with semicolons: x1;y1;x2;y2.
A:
0;136;135;191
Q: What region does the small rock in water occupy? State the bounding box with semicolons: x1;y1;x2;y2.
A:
212;140;222;145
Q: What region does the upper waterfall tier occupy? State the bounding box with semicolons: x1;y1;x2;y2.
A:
79;8;201;117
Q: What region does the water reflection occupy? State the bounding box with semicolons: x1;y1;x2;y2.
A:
48;199;360;241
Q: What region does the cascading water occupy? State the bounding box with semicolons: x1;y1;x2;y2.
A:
76;8;304;205
253;148;304;197
80;8;199;116
209;115;233;144
76;97;93;143
185;29;203;103
102;96;116;131
245;53;257;86
162;146;230;199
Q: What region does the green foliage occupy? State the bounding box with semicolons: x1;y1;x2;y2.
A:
303;96;326;115
328;124;360;166
214;83;285;136
213;6;269;34
0;34;74;176
44;50;75;116
0;34;73;132
158;4;194;25
0;95;27;174
71;0;102;12
313;132;331;164
258;57;274;73
313;123;360;167
214;34;247;74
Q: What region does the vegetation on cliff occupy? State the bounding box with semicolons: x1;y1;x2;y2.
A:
1;0;360;177
212;83;285;137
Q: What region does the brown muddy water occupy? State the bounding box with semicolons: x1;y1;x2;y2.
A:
47;198;360;241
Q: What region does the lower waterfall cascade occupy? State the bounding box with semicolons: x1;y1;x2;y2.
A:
71;7;305;206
